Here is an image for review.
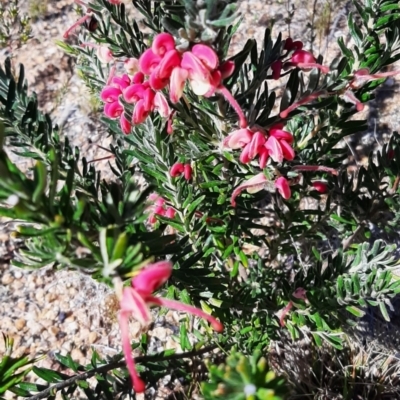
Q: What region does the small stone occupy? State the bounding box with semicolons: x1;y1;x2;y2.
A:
62;341;73;352
45;292;58;302
12;280;24;290
13;271;22;279
35;277;44;286
15;318;26;330
26;320;43;335
17;301;26;311
79;328;90;343
49;326;60;336
35;288;45;303
1;272;12;285
88;332;98;344
66;321;79;334
71;348;84;362
40;319;53;328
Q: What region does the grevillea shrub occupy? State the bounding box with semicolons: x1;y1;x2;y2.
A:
2;0;400;398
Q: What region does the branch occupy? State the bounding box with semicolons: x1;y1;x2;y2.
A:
26;344;221;400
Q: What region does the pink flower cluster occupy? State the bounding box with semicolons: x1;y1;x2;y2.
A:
99;32;248;134
119;261;223;392
101;68;171;134
223;123;294;169
147;194;176;224
138;33;234;103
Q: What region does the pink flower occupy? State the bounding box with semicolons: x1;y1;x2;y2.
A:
132;99;151;125
119;261;223;392
101;87;121;103
222;128;253;149
169;67;189;103
275;177;291;199
157;49;181;80
152;33;175;56
265;136;283;163
139;49;162;75
181;50;217;96
123;84;146;103
153;92;171;118
289;50;329;74
165;207;176;219
104;102;123;118
120;114;132;134
231;173;267;207
147;195;168;224
269;125;294;144
271;60;282;80
312;181;328;193
184;164;193;181
170;162;185;177
276;288;307;327
284;38;303;51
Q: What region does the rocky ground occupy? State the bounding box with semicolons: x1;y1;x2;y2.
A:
1;0;400;399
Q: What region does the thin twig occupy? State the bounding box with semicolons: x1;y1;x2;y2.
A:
27;344;220;400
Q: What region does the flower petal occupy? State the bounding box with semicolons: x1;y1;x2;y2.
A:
275;177;291;199
248;131;266;159
222;129;252;149
158;49;181;79
120;287;152;325
139;49;161;75
265;136;283;163
104;101;123;118
152;33;175;56
170;67;188;103
101;86;121;103
120;113;132;134
132;261;173;295
280;140;295;161
191;44;219;70
123;84;145;103
154;92;170;118
269;127;294;144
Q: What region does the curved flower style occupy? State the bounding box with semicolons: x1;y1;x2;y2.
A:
275;288;307;327
231;173;267;207
119;261;223;393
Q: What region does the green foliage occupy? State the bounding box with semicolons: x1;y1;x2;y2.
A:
0;334;42;399
2;0;400;398
0;0;31;48
202;351;287;400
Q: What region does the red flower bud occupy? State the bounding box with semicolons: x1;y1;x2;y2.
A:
312;181;328;193
184;164;193;181
170;162;184;177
